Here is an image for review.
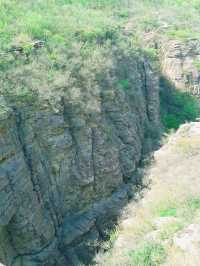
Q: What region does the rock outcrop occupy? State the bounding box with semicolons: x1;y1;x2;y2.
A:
0;49;160;266
161;39;200;95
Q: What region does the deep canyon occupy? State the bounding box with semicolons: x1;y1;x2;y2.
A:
1;1;200;265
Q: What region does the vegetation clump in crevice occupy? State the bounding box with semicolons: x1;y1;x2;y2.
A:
160;76;199;130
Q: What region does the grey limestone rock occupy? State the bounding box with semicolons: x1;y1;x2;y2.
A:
0;52;160;265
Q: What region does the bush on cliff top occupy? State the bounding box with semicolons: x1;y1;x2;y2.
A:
1;0;200;54
0;0;129;52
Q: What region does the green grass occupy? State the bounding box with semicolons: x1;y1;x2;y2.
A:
100;227;119;251
159;207;177;217
156;196;200;221
187;197;200;211
0;0;128;51
166;29;199;40
159;221;184;240
129;242;166;266
1;0;200;55
193;60;200;70
180;197;200;222
128;196;200;265
108;228;119;247
156;197;200;241
1;0;200;87
118;79;130;90
0;0;133;98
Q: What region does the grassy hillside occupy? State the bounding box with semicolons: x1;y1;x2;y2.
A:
0;0;127;51
0;0;132;100
1;0;200;60
1;0;199;118
1;0;200;54
1;0;200;57
0;0;199;126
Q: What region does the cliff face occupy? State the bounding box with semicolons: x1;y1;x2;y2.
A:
0;51;160;265
161;39;200;94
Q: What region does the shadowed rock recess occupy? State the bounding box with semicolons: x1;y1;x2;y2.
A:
0;52;160;265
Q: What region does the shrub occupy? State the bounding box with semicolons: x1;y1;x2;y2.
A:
118;79;130;90
160;77;199;130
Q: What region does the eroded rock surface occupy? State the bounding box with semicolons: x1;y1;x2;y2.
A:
161;39;200;94
0;53;160;266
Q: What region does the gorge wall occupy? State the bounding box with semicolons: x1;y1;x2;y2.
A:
0;49;160;266
2;1;200;265
161;39;200;94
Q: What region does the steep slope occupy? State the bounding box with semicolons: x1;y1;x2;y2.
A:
0;35;160;266
0;1;164;265
161;39;200;94
1;1;200;265
97;122;200;266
